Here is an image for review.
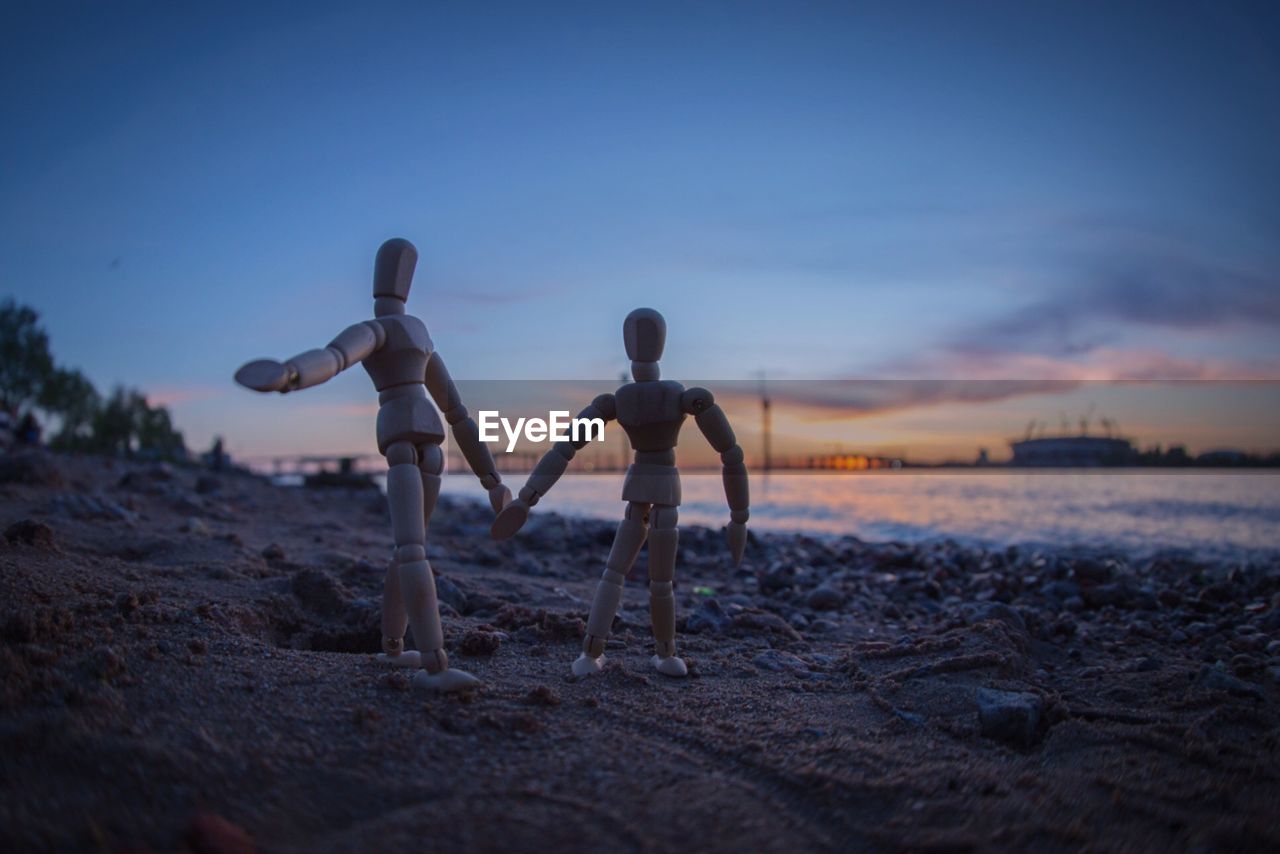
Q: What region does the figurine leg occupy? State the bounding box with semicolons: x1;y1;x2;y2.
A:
648;504;686;677
381;441;475;692
378;441;423;667
572;501;649;677
413;442;478;692
377;556;419;668
379;441;427;668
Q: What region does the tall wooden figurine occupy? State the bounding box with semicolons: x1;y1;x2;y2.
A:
234;238;510;692
491;308;749;678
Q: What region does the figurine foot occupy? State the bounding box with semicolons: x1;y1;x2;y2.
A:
652;654;688;678
491;499;530;540
377;650;421;668
413;667;481;693
571;652;605;678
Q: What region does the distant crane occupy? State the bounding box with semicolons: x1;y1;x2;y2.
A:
1079;402;1096;436
759;372;773;473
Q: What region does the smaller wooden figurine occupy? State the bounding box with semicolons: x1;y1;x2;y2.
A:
491;308;749;678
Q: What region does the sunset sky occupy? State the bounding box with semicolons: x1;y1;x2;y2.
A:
3;2;1278;464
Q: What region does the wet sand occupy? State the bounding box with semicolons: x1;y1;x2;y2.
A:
1;450;1277;852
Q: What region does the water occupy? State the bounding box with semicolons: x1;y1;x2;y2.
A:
439;469;1280;561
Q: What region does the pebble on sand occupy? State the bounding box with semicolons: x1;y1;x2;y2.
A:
975;688;1046;748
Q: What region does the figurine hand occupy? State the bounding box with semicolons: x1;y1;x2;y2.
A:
487;483;512;515
490;497;531;540
235;359;293;393
725;521;747;567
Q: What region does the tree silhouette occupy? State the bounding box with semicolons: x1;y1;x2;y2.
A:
0;300;187;459
0;299;54;412
90;386;185;458
40;367;101;450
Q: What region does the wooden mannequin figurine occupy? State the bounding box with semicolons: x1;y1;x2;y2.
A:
491;308;749;678
234;238;510;692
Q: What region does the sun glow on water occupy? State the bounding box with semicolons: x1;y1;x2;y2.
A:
441;470;1280;560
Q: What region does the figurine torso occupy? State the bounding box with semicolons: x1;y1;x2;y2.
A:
363;314;445;453
615;380;685;506
615;380;686;451
362;314;434;390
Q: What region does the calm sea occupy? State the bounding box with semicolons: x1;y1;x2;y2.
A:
438;469;1280;561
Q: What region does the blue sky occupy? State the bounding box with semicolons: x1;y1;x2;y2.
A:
2;2;1278;459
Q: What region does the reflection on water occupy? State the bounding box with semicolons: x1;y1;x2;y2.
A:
438;469;1280;560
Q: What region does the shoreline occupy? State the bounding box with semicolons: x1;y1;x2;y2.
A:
2;450;1277;851
451;490;1280;565
432;468;1280;568
265;466;1280;562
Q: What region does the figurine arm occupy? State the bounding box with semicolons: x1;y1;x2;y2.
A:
490;393;617;539
683;387;749;565
235;321;386;393
425;352;510;513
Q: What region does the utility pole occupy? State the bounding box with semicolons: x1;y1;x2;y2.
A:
759;372;773;473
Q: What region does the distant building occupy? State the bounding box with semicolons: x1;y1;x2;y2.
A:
1009;435;1135;467
1196;449;1247;466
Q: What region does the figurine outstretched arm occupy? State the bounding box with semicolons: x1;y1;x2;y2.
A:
490;393;617;539
683;387;749;565
235;321;386;393
425;352;511;513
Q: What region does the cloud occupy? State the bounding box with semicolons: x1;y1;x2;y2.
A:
462;379;1080;422
145;384;228;406
433;285;563;307
698;379;1079;421
703;352;1280;423
946;248;1280;362
857;225;1280;383
294;401;380;417
878;347;1280;382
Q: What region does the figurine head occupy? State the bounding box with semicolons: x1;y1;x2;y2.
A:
373;238;418;316
624;307;665;381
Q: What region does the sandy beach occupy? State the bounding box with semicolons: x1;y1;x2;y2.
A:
2;450;1277;852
